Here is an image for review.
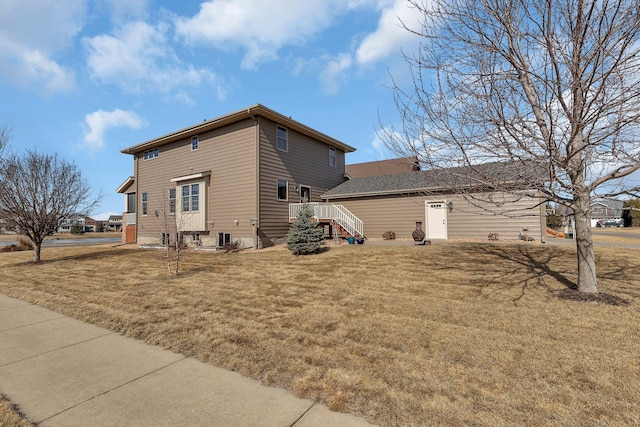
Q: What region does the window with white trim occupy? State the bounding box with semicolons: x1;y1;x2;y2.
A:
191;136;199;151
218;232;231;247
142;193;148;216
169;189;176;214
181;183;200;212
277;180;288;201
329;147;336;167
276;125;288;152
143;148;159;160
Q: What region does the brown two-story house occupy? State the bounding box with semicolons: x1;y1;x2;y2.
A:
117;104;356;248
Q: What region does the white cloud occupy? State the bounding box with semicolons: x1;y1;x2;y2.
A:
370;130;390;157
102;0;149;23
320;53;353;94
83;109;146;152
356;0;422;65
0;0;85;93
84;21;224;100
0;38;76;93
175;0;364;70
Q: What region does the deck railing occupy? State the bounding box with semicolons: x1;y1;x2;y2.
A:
289;202;363;238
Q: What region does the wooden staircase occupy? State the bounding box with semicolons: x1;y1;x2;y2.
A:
289;203;364;238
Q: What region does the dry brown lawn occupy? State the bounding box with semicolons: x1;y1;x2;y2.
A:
0;395;33;427
1;242;639;426
0;232;120;243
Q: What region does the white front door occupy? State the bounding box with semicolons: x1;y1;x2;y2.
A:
425;201;447;239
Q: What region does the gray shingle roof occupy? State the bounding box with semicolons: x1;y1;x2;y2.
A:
324;161;546;199
345;157;420;178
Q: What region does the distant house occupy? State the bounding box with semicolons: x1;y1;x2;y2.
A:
84;217;97;232
556;199;624;227
117;104;356;248
590;199;623;227
58;216;95;233
0;218;15;234
108;215;123;232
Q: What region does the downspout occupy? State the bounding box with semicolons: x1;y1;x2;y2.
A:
248;107;260;249
134;153;139;243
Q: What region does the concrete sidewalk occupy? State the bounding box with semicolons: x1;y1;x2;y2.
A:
0;294;374;427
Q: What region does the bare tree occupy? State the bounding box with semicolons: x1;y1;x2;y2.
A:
157;186;187;276
0;150;101;262
382;0;640;293
0;125;10;158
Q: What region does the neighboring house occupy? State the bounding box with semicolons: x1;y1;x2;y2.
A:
320;161;547;241
58;216;93;233
0;218;15;234
555;199;624;227
345;157;420;178
117;104;356;248
590;199;623;227
108;215;123;232
84;217;97;232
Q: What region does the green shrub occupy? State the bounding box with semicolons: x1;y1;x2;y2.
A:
287;202;324;255
546;214;563;229
623;199;640;227
70;225;85;234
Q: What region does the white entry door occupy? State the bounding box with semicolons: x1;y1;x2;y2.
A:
425;201;448;239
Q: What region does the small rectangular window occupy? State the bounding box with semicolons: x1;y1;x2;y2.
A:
276;125;288;152
277;180;288;201
329;147;336;167
142;148;159;160
218;232;231;247
169;189;176;214
182;185;190;212
142;193;148;216
191;136;199;151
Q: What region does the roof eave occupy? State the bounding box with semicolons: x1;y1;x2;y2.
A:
322;187;440;200
120;104;356;154
116;176;135;194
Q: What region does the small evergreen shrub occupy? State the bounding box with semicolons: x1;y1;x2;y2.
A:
287;202;324;255
546;214;563;229
70;225;85;234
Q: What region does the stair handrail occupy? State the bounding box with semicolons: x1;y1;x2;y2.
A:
289;202;364;238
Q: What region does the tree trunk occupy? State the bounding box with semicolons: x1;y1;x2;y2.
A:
32;243;41;262
573;208;598;293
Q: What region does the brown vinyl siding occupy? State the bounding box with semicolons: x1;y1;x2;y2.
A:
334;195;426;240
135;119;257;244
446;194;543;240
258;118;347;243
333;192;544;241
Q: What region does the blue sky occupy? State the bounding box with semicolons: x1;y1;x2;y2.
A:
0;0;422;219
